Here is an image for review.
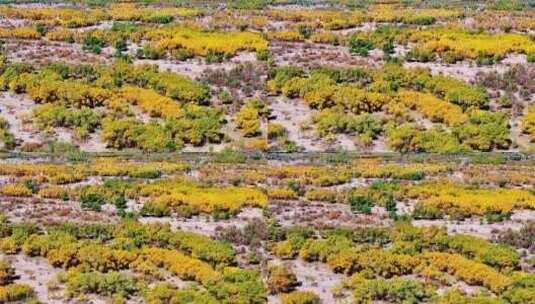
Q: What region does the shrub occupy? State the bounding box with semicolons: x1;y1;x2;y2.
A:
476;55;496;66
0;259;15;285
385;123;465;153
267;30;304;42
299;236;353;263
267;265;298;294
382;40;395;55
521;106;535;141
144;284;217;304
495;221;534;250
38;186;70;200
351;276;434;304
217;220;268;247
171;47;195;61
311;31;339;45
0;284;35;302
147;15;174;24
420;252;513;293
60;269;138;299
436;289;505;304
280;291;320;304
349;38;374;57
138;180;267;215
219;90;234;105
0;117;16;150
405;182;535;219
82;35;105;54
305;189;337;203
396;90;467;126
348;195;373;214
267;123;286;140
256;48;272;61
0;184;32;197
80;188;106;211
267;67;304;94
205;49;227;64
166;104;223;145
425;75;489;109
272;236;306;259
137;45;166;60
236;103;262;137
328;249;418;277
141;201;172;217
268;188;299;200
146;27;267;58
406;48;436;62
135;122;178;152
453;109;511;151
207;267;267;304
33;103;102;139
312;109;382;141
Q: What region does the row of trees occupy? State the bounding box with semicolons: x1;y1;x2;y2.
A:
0;217;273;303
0;5;201;28
351;26;535;63
268;224;532;303
0;61;229;151
268;64;511;152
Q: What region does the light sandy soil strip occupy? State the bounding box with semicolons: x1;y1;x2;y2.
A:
404;54;527;82
413;209;535;239
6;254;63;303
268;258;349;304
0;91;40;145
140;207;264;237
134;52;257;80
269;96;323;152
5;39;109;66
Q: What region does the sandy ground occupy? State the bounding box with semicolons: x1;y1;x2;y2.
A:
78;131;108;152
0;17;28;28
0;196;115;225
5;251;139;304
5;38;109;66
0;91;40;145
140;207;264;237
134;52;257;80
0;90;110;151
268;96;389;152
268;96;323;152
271;41;379;69
270;199;387;229
413;209;535;239
4;253;63;303
371;135;387;152
404;54;527;82
509;104;533;152
73;20;114;32
335;22;377;35
268;258;349;304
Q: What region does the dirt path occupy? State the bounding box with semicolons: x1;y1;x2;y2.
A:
404;54;527;82
0;91;39;145
6;254;63;303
